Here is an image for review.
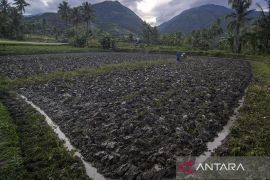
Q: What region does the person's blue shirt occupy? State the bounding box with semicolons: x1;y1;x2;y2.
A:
176;52;182;61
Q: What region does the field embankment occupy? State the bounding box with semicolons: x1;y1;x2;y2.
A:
0;91;89;179
216;57;270;156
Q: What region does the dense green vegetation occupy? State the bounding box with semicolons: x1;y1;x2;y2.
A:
156;0;269;54
116;0;270;54
0;0;29;39
0;39;66;45
227;0;253;53
23;1;144;38
217;56;270;156
2;0;269;55
0;102;26;180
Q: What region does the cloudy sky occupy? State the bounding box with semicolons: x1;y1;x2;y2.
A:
24;0;267;25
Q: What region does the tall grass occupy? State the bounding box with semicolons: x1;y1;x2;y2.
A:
0;102;26;179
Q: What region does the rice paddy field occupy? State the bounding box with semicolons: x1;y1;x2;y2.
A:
1;51;269;179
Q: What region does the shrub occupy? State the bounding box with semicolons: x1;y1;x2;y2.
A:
99;36;116;49
72;35;87;48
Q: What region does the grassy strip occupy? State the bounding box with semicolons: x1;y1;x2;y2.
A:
0;92;88;179
216;57;270;156
116;42;188;52
0;59;175;90
109;42;270;64
109;47;270;63
0;41;68;46
0;102;27;180
0;41;266;59
0;44;103;56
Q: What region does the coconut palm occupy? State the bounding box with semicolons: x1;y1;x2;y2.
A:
81;2;95;33
141;21;152;44
227;0;253;53
58;1;71;26
13;0;29;14
256;0;270;53
0;0;10;14
9;7;22;38
0;0;11;37
70;7;82;34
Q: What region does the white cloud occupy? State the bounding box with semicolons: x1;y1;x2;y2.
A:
137;0;172;13
23;0;267;25
41;0;53;7
142;16;157;25
137;0;155;13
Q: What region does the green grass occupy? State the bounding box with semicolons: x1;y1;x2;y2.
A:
0;35;59;43
0;39;67;46
0;92;88;179
0;44;103;56
222;57;270;156
0;102;27;180
0;40;259;57
110;42;270;61
1;39;268;58
23;34;58;43
116;42;189;54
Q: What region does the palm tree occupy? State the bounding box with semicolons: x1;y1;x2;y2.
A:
227;0;253;53
256;0;270;53
9;7;22;39
13;0;30;14
81;2;95;33
0;0;10;37
58;1;71;26
70;7;82;34
210;19;224;37
142;21;153;44
0;0;10;14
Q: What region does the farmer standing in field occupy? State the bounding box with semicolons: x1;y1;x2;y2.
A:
176;52;186;62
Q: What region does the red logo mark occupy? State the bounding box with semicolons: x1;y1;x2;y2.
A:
178;160;194;175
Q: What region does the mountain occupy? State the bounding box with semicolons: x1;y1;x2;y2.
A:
93;1;144;35
159;4;260;33
24;1;143;36
159;4;231;33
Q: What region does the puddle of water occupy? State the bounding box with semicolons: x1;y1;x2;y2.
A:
195;95;245;166
19;95;106;180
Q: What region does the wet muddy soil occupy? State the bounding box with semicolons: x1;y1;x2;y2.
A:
0;52;174;79
17;57;252;179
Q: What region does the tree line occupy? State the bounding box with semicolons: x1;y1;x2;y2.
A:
58;1;94;35
0;0;29;39
57;1;97;47
1;0;269;54
141;0;270;54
